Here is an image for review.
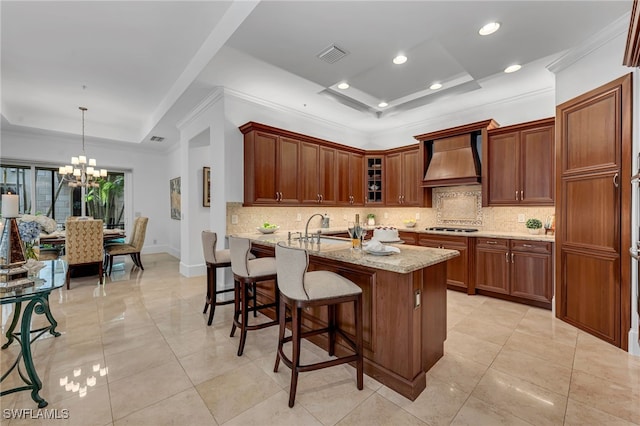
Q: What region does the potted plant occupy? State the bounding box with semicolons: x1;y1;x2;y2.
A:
526;218;543;234
367;213;375;226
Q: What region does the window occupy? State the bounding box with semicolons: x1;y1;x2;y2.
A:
1;164;125;228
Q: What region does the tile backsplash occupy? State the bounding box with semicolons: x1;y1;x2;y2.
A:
226;185;554;234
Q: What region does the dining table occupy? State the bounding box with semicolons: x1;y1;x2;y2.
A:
39;228;126;246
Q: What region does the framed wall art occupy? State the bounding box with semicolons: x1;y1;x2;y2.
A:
203;167;210;207
170;177;181;220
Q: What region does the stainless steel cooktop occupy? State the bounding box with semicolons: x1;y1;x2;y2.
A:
425;227;479;233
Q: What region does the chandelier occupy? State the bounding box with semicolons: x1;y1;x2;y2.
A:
58;107;107;188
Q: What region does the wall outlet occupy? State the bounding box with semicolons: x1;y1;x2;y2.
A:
384;212;389;219
517;214;525;223
343;214;348;221
231;214;238;225
415;212;420;220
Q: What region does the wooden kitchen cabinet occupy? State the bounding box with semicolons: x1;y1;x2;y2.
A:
300;142;337;204
242;127;301;205
385;145;423;206
419;234;472;293
366;156;384;204
475;237;552;309
337;150;364;206
485;118;555;206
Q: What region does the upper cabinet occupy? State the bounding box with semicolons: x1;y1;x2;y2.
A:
384;145;423;206
365;156;384;204
337;150;365;206
484;118;555;206
240;122;365;207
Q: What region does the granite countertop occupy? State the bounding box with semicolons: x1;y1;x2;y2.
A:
231;231;459;274
282;226;555;243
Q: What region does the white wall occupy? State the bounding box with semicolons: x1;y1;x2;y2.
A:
551;28;640;355
0;129;172;256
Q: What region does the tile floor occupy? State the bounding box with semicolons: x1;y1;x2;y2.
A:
1;253;639;425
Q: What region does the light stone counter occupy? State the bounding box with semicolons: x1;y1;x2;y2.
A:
231;231;459;274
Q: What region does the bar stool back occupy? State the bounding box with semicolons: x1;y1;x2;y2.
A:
274;242;363;407
228;236;279;356
201;231;233;326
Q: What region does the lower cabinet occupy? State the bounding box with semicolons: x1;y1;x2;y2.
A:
418;234;472;293
475;237;552;309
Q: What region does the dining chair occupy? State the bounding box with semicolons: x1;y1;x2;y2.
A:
64;219;104;289
274;242;363;407
104;217;148;275
228;236;279;356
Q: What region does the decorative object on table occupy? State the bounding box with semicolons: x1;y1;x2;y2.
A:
367;213;375;226
18;220;40;260
347;220;364;250
57;107;108;217
0;193;34;292
372;226;400;242
363;239;401;256
526;218;543;234
203;167;211;207
170;177;181;220
403;219;417;228
22;258;45;279
257;222;279;234
544;214;555;235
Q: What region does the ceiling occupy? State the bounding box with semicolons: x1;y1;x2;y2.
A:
0;1;633;149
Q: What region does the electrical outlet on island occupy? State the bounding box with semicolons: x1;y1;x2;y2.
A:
296;213;302;221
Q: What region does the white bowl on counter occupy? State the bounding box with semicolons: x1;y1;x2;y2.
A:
257;226;279;234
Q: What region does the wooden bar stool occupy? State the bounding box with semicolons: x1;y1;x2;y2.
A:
201;231;234;326
274;242;363;407
228;236;279;356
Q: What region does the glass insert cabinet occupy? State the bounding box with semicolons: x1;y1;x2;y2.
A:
366;156;383;204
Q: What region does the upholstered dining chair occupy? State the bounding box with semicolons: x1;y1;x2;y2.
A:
64;219;104;289
274;242;363;407
104;217;148;275
228;236;279;356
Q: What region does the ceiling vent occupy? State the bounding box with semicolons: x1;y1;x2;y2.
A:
317;44;349;64
150;136;165;142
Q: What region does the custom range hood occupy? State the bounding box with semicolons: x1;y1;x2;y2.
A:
415;119;499;187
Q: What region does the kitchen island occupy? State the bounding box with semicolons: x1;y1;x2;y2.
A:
232;232;459;400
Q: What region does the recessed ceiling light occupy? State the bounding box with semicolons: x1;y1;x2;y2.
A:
337;82;349;90
430;83;443;90
504;64;522;73
479;22;500;36
392;55;407;65
378;102;388;108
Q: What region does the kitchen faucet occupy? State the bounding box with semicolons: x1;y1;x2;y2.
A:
304;213;325;242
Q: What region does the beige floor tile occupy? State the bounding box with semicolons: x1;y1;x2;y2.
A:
444;329;503;366
450;395;534;426
336;393;427;425
426;353;488;393
468;301;528;329
517;308;579;347
103;338;177;382
402;376;471;426
563;398;638;426
503;330;576;369
113;388;216;426
178;342;250;385
569;369;640;424
223;390;322;426
490;346;572;395
196;362;281;424
164;324;235;359
450;316;514;346
100;323;165;356
108;359;193;421
471;368;567;425
573;332;640;389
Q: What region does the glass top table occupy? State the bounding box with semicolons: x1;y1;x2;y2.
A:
1;260;65;407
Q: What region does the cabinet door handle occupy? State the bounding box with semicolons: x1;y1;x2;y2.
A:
511;253;514;263
520;190;523;200
515;191;519;201
523;244;534;248
613;173;619;188
320;194;323;203
505;252;509;263
487;241;497;244
279;192;283;201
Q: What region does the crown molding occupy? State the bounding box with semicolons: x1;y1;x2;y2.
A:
176;87;225;131
547;12;631;74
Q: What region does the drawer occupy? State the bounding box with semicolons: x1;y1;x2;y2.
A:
510;239;552;254
419;234;468;247
398;231;417;245
475;238;509;249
